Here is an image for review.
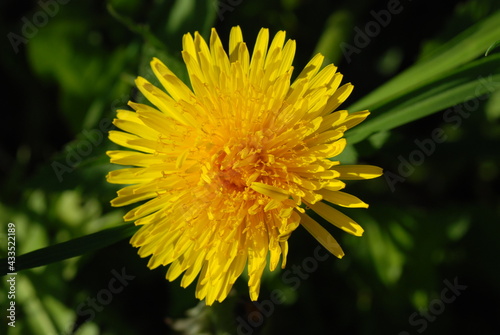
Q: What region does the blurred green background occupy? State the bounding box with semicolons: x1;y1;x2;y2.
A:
1;0;500;334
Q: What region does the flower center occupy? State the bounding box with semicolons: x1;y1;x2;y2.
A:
218;167;245;191
214;150;248;192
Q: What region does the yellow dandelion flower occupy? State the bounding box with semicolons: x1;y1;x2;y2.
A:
107;26;383;305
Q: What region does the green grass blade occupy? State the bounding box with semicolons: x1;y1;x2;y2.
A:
348;11;500;113
107;4;167;52
346;54;500;144
0;224;139;276
485;40;500;56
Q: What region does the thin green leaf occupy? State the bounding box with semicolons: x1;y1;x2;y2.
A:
166;0;217;38
485;40;500;56
349;11;500;113
313;10;354;65
107;4;166;51
347;54;500;144
0;224;139;276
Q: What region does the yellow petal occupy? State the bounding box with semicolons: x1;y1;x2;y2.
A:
322;82;353;114
113;118;158;140
107;150;163;167
250;182;289;201
308;201;364;236
106;167;162;184
299;213;344;258
333;165;384;180
108;131;155;153
111;192;157;207
249;28;269;72
341;110;370;130
317;190;369;208
210;28;231;74
264;30;285;70
308;63;338;93
135;77;192;126
150;57;194;102
277;39;296;77
229;25;244;62
293;53;323;85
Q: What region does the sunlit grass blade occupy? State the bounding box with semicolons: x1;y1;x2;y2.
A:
348;11;500;113
166;0;217;38
0;224;138;276
313;10;354;65
346;54;500;144
485;40;500;56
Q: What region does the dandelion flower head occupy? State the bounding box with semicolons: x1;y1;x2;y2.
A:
107;26;383;305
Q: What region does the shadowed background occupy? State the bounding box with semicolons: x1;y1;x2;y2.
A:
1;0;500;334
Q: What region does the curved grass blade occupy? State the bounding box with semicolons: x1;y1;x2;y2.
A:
0;224;139;276
346;54;500;144
107;4;166;51
348;11;500;113
485;40;500;57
